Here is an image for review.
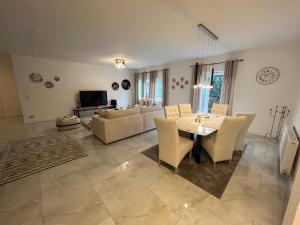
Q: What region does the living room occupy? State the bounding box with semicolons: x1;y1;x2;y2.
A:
1;1;300;225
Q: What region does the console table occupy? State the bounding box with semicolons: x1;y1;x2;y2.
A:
73;105;114;117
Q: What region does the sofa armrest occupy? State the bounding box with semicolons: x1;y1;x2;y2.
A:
92;115;107;143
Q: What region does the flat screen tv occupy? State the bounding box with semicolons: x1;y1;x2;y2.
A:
79;91;108;108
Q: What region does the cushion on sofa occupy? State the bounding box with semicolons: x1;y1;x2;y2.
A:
104;107;140;119
140;104;162;113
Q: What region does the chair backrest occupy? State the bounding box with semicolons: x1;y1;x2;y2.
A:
178;104;192;117
211;103;229;116
154;117;180;166
234;112;256;151
164;105;180;119
214;116;246;161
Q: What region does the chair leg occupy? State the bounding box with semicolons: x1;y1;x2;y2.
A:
174;167;178;174
158;159;161;166
189;150;192;165
228;160;232;165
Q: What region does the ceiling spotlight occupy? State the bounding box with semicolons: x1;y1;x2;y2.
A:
115;59;125;69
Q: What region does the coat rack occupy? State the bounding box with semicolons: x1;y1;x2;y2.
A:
265;105;290;143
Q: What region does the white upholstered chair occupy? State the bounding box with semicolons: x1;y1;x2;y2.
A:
202;116;246;167
164;105;180;119
178;104;193;117
154;117;193;173
234;112;256;152
211;103;229;116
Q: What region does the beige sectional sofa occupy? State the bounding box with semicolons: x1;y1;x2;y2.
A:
92;105;164;144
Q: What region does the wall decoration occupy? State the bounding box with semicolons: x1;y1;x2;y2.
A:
112;82;119;90
29;73;43;83
171;77;190;90
256;67;279;85
121;79;131;90
54;76;60;82
44;81;54;89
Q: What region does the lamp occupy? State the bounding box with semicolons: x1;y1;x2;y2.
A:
115;59;125;69
193;24;217;89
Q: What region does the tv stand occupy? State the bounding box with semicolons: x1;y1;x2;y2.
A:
74;105;114;117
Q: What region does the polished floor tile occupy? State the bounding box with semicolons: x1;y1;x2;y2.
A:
0;117;289;225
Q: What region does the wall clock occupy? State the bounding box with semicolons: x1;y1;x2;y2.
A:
256;67;279;85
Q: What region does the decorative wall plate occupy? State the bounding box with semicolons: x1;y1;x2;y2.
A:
256;67;279;85
44;81;54;89
121;79;131;90
112;82;119;90
171;77;189;90
54;76;60;82
29;73;43;83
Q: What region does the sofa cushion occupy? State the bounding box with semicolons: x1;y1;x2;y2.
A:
140;104;162;113
104;107;140;119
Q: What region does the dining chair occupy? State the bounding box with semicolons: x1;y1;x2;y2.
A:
178;104;193;117
164;105;180;119
154;117;193;173
211;103;229;116
202;116;246;168
233;112;256;152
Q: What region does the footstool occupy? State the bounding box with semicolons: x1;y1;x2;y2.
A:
56;115;81;131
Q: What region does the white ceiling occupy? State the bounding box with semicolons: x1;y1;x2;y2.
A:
1;0;300;69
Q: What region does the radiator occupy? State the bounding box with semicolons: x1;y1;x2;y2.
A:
279;124;299;176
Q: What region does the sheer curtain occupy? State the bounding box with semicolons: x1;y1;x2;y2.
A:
221;60;238;115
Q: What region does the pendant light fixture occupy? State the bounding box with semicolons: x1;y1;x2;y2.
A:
194;24;218;89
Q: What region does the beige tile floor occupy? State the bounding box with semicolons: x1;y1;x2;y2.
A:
0;117;289;225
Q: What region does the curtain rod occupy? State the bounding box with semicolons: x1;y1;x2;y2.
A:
134;69;167;75
190;59;244;68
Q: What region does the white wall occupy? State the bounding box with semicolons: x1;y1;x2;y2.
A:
12;55;134;123
0;54;22;118
137;41;300;136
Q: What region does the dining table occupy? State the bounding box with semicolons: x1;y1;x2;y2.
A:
176;113;223;163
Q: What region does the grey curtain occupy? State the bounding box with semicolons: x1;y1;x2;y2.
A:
141;72;147;99
192;64;203;113
221;60;239;115
134;73;139;104
162;69;169;106
149;71;157;102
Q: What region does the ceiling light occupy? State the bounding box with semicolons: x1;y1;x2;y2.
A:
115;59;125;69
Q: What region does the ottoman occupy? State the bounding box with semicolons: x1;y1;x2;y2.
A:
56;115;81;131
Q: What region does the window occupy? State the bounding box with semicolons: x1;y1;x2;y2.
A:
144;74;150;98
137;75;143;101
136;71;164;104
199;71;224;113
154;71;163;103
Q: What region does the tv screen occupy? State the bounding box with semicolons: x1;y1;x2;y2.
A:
79;91;108;107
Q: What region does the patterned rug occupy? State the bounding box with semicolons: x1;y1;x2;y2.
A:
0;133;87;186
142;145;242;198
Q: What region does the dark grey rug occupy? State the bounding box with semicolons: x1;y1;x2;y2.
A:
142;145;242;198
0;133;87;186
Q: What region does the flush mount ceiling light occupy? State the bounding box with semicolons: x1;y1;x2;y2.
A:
115;59;125;69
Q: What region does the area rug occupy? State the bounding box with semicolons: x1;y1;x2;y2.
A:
0;133;87;186
142;145;242;198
